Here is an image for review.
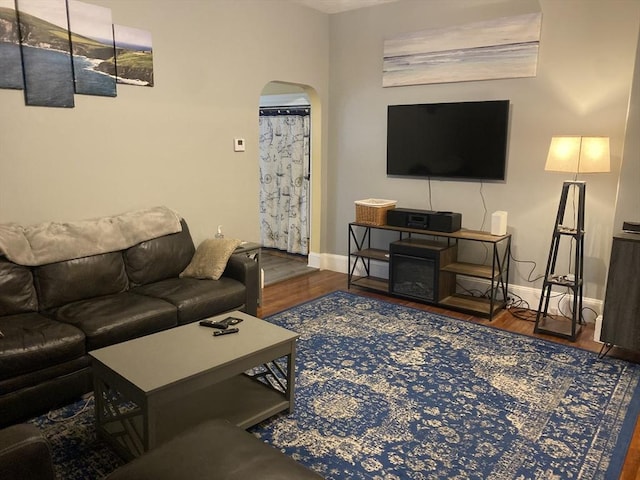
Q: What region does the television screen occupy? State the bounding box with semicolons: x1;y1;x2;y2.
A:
386;100;510;181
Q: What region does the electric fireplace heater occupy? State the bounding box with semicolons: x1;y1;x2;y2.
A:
389;239;456;303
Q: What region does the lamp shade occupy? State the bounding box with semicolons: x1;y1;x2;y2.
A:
544;136;610;173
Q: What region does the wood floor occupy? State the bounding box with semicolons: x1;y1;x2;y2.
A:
261;249;318;286
257;269;640;480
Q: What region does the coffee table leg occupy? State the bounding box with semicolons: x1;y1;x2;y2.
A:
94;376;106;432
144;397;155;452
286;341;296;413
92;375;145;459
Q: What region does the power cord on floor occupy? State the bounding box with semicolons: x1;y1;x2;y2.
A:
46;394;94;422
506;287;597;326
455;281;485;298
504;292;536;322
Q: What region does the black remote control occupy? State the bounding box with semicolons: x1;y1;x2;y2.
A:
225;317;243;326
213;327;239;336
199;320;227;329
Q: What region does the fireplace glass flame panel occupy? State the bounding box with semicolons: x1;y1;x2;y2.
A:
391;254;437;301
389;239;456;303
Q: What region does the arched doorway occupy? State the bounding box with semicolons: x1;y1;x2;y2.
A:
259;83;311;255
258;82;322;281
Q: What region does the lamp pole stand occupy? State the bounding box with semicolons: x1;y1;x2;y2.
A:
534;180;585;341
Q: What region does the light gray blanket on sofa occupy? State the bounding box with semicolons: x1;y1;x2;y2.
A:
0;206;182;266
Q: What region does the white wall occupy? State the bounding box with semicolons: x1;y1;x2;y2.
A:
327;0;640;301
614;28;640;231
1;0;638;305
0;0;330;248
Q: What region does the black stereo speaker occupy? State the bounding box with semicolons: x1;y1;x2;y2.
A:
386;208;462;233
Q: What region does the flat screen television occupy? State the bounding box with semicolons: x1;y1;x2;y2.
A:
386;100;510;181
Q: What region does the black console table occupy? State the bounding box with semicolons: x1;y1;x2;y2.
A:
348;222;511;320
600;232;640;352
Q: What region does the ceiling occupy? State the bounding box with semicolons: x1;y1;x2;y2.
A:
288;0;401;15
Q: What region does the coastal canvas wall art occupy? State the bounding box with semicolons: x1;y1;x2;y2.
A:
16;0;75;107
113;24;154;87
0;0;23;89
67;0;116;97
383;12;542;87
0;0;153;107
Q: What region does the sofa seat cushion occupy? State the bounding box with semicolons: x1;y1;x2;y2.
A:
132;277;246;325
54;292;178;350
0;312;85;381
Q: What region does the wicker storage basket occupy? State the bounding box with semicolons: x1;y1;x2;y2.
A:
354;199;397;226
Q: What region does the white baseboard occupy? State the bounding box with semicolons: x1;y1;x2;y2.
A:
308;252;602;323
307;251;325;270
307;251;347;272
594;315;604;343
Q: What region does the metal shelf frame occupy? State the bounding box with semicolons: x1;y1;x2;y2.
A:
348;222;511;320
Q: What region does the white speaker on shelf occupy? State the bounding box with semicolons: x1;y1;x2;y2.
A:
491;211;508;236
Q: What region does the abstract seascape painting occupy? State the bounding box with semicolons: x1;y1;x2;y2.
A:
0;0;24;89
113;24;153;87
383;12;542;87
16;0;75;107
67;0;116;97
1;0;152;107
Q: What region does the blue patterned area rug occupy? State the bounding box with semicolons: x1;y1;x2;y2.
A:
250;291;640;479
26;291;640;479
27;395;123;479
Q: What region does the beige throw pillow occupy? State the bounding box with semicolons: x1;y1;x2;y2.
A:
180;238;242;280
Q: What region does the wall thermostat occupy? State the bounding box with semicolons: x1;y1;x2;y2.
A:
234;138;245;152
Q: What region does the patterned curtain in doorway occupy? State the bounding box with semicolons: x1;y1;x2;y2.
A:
259;108;310;255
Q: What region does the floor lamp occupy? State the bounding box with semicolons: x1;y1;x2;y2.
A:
534;136;610;340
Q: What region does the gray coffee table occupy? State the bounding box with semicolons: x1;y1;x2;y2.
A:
90;311;298;460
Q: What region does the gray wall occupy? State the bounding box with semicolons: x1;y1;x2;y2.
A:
0;0;330;246
328;0;640;300
614;27;640;231
1;0;638;304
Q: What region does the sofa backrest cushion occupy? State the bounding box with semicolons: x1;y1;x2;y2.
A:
0;257;38;315
124;219;195;287
34;252;129;311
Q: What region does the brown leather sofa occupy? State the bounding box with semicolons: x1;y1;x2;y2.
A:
0;420;323;480
0;220;259;428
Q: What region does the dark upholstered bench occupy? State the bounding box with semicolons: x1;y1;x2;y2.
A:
1;420;322;480
0;420;322;480
105;419;323;480
0;424;55;480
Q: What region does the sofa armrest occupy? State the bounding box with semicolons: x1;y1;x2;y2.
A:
0;424;55;480
223;255;259;316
